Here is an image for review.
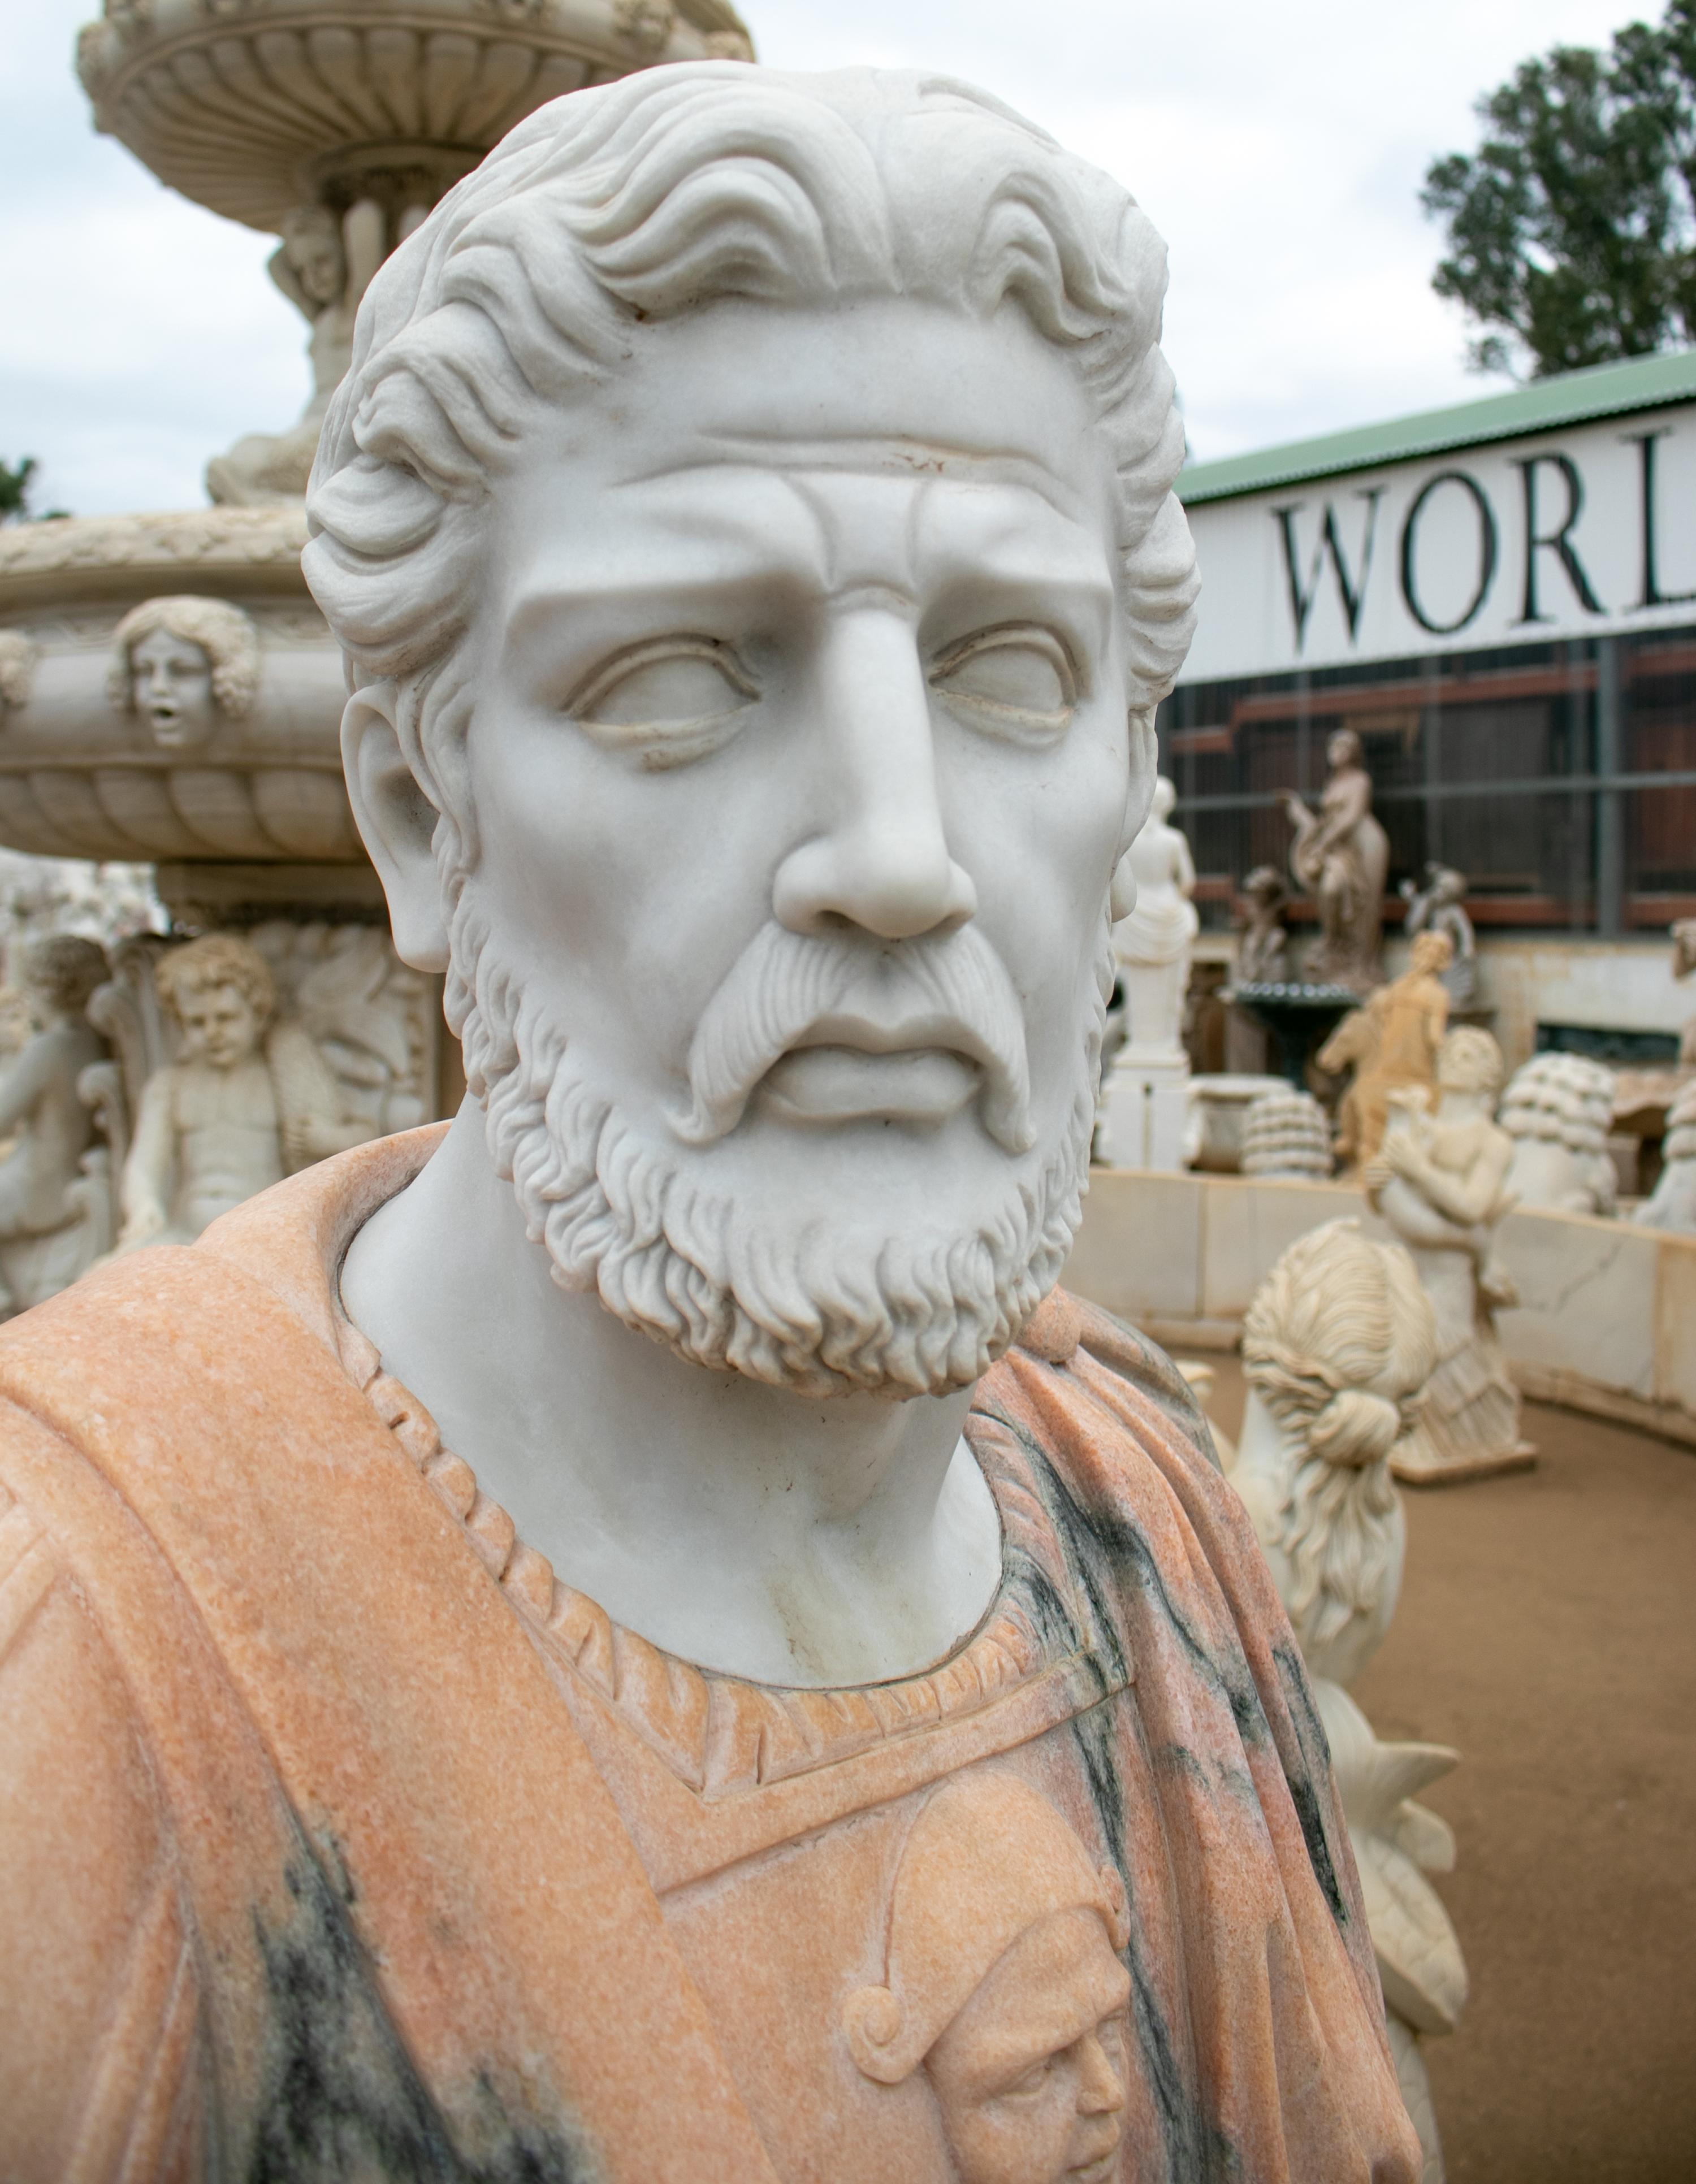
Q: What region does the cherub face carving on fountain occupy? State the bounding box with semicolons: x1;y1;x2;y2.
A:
308;66;1199;1399
107;595;259;751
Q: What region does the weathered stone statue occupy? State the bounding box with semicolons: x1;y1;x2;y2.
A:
106;596;261;749
1366;1029;1534;1485
117;934;373;1248
1234;1219;1465;2184
1233;862;1291;985
1400;865;1476;1008
0;70;1417;2182
1111;774;1197;1055
1498;1051;1618;1216
206;202;385;507
0;937;113;1314
1318;933;1453;1173
1280;729;1391;991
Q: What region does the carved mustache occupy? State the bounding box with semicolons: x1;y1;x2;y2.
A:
674;921;1035;1154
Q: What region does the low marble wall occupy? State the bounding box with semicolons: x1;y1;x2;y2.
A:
1066;1169;1696;1449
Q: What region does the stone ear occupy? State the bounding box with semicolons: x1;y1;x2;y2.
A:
340;683;449;975
842;1984;908;2085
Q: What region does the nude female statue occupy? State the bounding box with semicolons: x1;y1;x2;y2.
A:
1280;729;1390;992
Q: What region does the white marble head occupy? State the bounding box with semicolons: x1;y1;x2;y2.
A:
308;64;1198;1397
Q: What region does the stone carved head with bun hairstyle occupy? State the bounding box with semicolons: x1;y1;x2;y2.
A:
844;1773;1133;2183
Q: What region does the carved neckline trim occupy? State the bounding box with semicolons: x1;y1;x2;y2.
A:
332;1313;1091;1801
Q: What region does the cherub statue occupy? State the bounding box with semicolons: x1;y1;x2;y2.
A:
1232;863;1290;986
1317;932;1452;1173
106;596;260;749
205;200;384;506
0;937;112;1312
1280;729;1390;991
1111;773;1197;1056
1235;1218;1464;2183
1365;1028;1533;1484
843;1774;1132;2184
117;934;374;1249
1400;864;1476;1008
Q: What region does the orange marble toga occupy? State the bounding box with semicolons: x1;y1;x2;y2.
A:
0;1130;1419;2183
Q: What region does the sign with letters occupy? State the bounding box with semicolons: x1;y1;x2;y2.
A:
1176;400;1696;684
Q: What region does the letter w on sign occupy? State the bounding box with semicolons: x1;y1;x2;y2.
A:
1274;490;1385;652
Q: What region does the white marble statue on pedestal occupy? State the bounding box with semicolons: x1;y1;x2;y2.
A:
1102;773;1196;1168
1234;1218;1463;2184
1366;1029;1534;1485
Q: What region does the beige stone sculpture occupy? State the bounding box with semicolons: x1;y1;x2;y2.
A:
1235;1219;1464;2184
1241;1085;1334;1178
1634;1077;1696;1233
1233;863;1291;985
0;69;1420;2183
106;595;260;749
1399;865;1476;1008
1498;1051;1618;1216
1366;1029;1534;1485
1111;775;1197;1056
0;937;115;1316
206;203;385;507
116;933;373;1248
1279;729;1391;992
1318;933;1452;1173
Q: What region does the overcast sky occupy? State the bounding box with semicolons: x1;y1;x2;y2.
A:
0;0;1655;517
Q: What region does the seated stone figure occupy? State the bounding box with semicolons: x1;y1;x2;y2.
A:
0;68;1418;2183
118;933;373;1247
0;936;111;1310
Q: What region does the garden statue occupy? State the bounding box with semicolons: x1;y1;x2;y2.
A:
1634;1077;1696;1233
0;67;1417;2183
1318;932;1452;1173
1280;728;1390;991
116;933;373;1248
1111;773;1197;1055
1233;862;1290;985
1498;1051;1618;1216
1365;1029;1534;1485
1400;865;1476;1008
107;597;261;749
0;936;114;1315
1235;1218;1464;2184
206;202;386;506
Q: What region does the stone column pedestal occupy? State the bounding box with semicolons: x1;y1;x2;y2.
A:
1101;1047;1191;1172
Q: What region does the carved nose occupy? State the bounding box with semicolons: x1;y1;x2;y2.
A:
1075;2033;1126;2116
771;608;977;941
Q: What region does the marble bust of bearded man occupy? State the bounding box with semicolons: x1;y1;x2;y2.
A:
0;66;1417;2184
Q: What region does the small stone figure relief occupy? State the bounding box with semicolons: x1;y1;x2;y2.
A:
249;921;435;1138
118;934;374;1249
1232;863;1290;986
0;631;40;713
106;595;260;749
0;937;115;1316
1111;774;1197;1058
1235;1218;1463;2184
1498;1051;1618;1216
845;1774;1132;2184
1633;1077;1696;1233
1241;1085;1333;1178
1399;865;1476;1008
1280;729;1390;992
1317;933;1452;1173
1366;1029;1534;1485
206;200;384;506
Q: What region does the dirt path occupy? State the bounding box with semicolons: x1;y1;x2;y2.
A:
1201;1359;1696;2183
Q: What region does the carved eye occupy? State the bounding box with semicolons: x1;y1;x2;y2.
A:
566;636;759;771
1000;2056;1057;2101
928;625;1076;746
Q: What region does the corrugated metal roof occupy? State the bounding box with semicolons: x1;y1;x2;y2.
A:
1176;348;1696;506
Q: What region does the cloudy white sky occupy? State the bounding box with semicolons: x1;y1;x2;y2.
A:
0;0;1655;517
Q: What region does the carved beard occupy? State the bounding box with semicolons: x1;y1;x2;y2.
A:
444;887;1108;1399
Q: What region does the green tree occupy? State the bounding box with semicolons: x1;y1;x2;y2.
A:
0;457;38;523
1423;0;1696;378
